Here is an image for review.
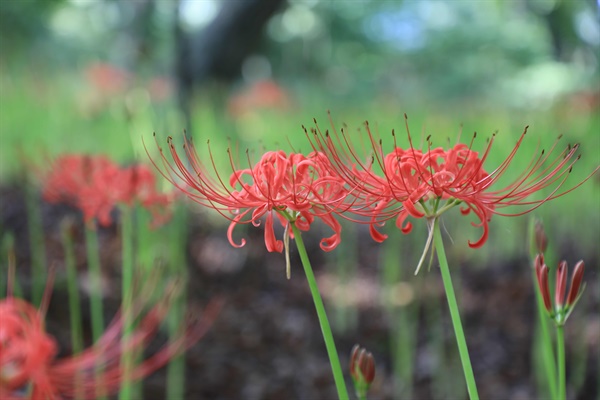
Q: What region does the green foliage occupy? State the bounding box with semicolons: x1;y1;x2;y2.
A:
0;0;66;52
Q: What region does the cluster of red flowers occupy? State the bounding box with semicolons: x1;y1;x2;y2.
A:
0;274;221;400
151;116;596;253
42;154;172;227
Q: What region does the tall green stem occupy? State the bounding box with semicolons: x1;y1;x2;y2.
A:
556;325;566;400
84;221;106;400
119;207;135;400
25;181;46;306
290;222;349;400
61;222;84;399
533;271;558;399
84;221;104;342
432;219;479;400
167;206;188;400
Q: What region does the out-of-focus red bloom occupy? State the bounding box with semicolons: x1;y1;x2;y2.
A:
0;298;57;399
42;154;172;227
149;135;347;252
227;79;292;118
84;62;132;97
0;288;221;399
306;114;598;248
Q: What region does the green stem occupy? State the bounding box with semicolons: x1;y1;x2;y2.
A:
527;218;557;399
432;219;479;400
25;181;46;306
556;325;566;400
84;221;104;341
61;222;84;399
119;207;135;400
534;272;558;399
167;205;188;400
84;221;106;400
290;222;349;400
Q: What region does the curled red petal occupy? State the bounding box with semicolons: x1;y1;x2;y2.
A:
395;210;413;234
264;212;283;253
227;212;249;248
317;212;342;252
402;199;424;218
369;223;388;243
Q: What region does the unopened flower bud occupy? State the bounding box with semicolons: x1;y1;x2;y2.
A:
534;253;544;273
535;262;552;313
534;221;548;253
555;261;568;309
566;260;585;307
350;344;375;391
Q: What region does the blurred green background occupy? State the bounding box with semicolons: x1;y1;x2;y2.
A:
0;0;599;399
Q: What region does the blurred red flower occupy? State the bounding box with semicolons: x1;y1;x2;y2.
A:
227;79;292;118
0;287;221;399
42;154;173;227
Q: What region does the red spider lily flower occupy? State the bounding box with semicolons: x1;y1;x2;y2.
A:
306;114;599;249
42;154;172;227
148;135;348;255
1;284;221;399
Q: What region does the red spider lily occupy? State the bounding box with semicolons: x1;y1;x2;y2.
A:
0;284;221;399
42;154;172;227
306;114;599;249
148;135;348;254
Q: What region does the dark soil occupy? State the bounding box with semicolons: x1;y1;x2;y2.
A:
1;184;598;400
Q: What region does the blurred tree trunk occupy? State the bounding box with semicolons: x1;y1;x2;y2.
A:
175;0;286;135
527;0;580;62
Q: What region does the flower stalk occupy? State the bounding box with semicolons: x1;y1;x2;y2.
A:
433;218;479;400
290;221;349;400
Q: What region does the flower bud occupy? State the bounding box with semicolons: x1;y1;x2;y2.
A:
535;262;552;313
350;344;375;387
555;260;568;309
566;260;585;307
534;221;548;253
